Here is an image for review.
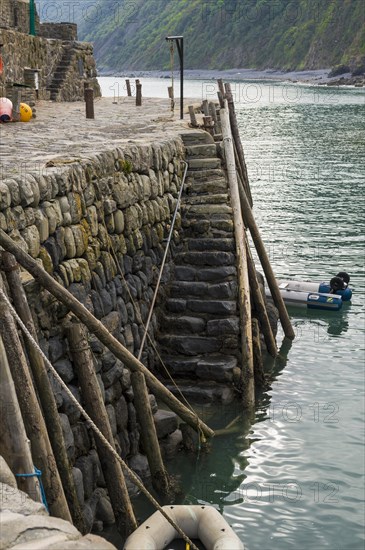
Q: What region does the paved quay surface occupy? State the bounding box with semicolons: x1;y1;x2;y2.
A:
0;97;195;180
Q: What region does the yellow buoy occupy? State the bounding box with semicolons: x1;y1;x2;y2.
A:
19;103;33;122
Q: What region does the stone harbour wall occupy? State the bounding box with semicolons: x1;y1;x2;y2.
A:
0;28;100;102
0;138;186;531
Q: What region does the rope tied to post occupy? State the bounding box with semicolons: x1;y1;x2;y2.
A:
15;466;49;512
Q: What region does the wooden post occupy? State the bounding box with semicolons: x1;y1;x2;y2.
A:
203;115;214;136
125;79;132;97
235;170;296;341
188;105;198;127
0;334;41;502
12;90;21;122
131;372;170;494
1;252;85;533
67;320;137;536
220;103;255;407
0;280;72;522
217;78;225;98
85;88;94;119
252;317;265;387
202;99;209;116
208;102;219;134
244;238;277;357
0;229;214;439
224;82;253;207
136;82;142;106
217;91;225;109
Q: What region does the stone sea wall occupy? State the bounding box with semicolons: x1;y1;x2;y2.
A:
0;28;100;102
0;138;186;530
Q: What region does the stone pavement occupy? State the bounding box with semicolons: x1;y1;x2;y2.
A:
0;97;194;180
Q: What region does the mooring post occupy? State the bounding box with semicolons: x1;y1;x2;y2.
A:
217;78;225;98
0;279;72;522
220;102;255;407
208;101;219;134
136;82;142;106
202;99;209;116
85;87;95;119
12;90;21;122
0;334;42;502
67;320;138;536
0;229;214;439
1;252;86;533
125;79;132;97
188;105;198;127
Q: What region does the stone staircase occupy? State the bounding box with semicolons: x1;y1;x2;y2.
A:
157;130;241;404
47;43;74;101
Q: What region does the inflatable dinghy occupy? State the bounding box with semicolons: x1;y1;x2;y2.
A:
124;505;244;550
266;286;343;311
277;272;352;301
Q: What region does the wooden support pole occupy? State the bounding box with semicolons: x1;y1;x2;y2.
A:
244;237;277;357
224;82;253;207
203;115;214;136
0;279;72;522
67;320;137;536
0;334;41;502
220;103;254;407
12;90;21;122
217;91;225;109
131;372;170;495
235;172;296;341
125;79;132;97
252;317;265;387
0;229;214;439
188;105;198;127
85;88;94;119
1;252;85;533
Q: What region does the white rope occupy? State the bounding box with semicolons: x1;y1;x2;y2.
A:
0;287;199;550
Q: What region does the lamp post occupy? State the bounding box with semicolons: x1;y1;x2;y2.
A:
165;36;184;119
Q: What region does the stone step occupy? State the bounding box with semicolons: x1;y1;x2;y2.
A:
186;179;228;195
160;315;206;334
185;237;235;252
169;280;237;300
185;144;218;159
159;335;222;356
164;379;236;404
184;203;232;220
182;218;234;235
174;265;237;283
165;298;237;316
180;130;214;146
186;169;225;181
174;250;235;267
184;193;229;205
163;354;237;383
188;158;221;170
153;409;178;439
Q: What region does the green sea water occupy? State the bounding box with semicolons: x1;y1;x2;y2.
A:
100;78;365;550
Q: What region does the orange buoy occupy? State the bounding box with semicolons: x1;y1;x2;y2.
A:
19;103;33;122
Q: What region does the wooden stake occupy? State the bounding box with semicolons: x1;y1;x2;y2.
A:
1;252;85;533
202;99;209;116
252;317;265;387
188;105;198;127
0;334;41;502
125;79;132;97
0;229;214;439
217;91;225;109
136;83;142;106
0;279;72;522
235;171;295;340
220;103;255;407
67;320;137;536
85;88;94;119
217;78;225;98
203;115;214;136
131;372;170;494
208;102;219;134
224;82;253;207
244;238;277;357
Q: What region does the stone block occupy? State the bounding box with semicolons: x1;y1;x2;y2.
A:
196;354;237;382
128;453;150;481
54;358;74;383
115;395;128;431
59;413;75;462
160;429;183;460
72;422;91;459
206;318;240;335
159;335;221;356
72;467;85;506
101;361;124;389
187;300;237;315
153;409;178;439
